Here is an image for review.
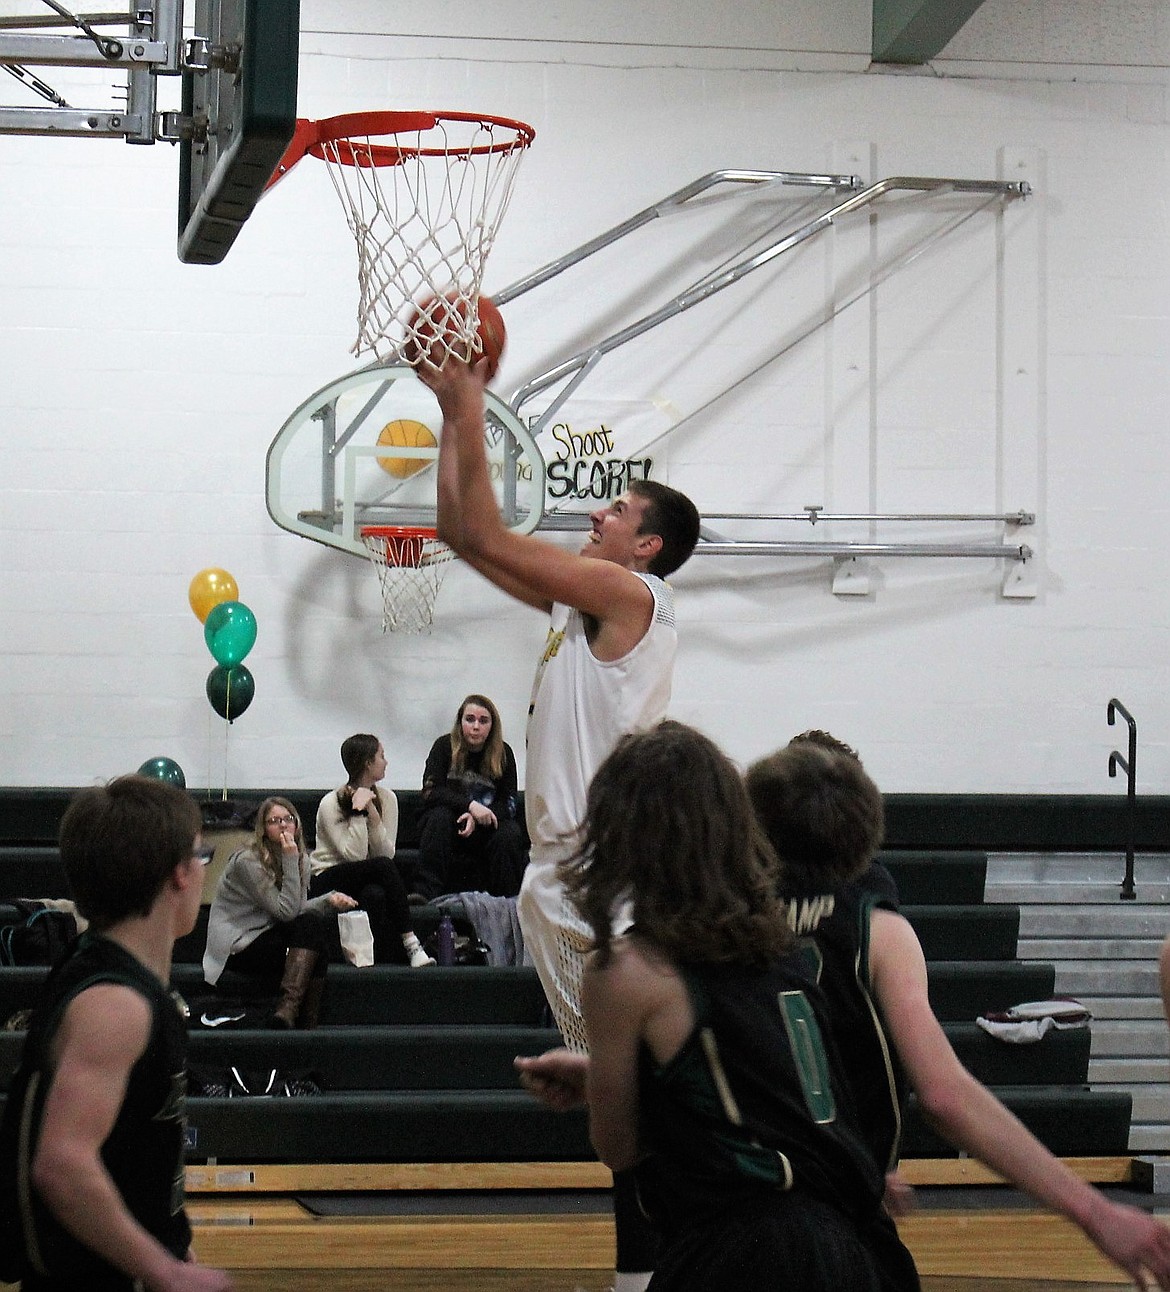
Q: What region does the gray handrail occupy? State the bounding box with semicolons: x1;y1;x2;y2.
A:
1107;698;1138;900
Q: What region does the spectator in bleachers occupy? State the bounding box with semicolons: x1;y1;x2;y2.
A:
312;733;433;967
203;797;353;1028
415;694;528;900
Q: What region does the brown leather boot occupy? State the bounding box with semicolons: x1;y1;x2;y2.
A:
298;974;325;1030
267;948;319;1029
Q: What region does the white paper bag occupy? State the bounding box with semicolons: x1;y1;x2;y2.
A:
337;909;374;967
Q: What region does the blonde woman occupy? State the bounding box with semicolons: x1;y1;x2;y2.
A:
204;797;355;1028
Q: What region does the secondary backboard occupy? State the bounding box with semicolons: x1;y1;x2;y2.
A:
177;0;299;264
266;364;546;558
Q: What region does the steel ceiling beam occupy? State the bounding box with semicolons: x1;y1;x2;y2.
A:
872;0;990;64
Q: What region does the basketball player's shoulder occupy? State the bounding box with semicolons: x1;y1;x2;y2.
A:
635;570;677;628
585;934;670;1001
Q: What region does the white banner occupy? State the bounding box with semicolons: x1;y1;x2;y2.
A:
527;399;678;510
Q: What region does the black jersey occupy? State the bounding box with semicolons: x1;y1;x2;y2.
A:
781;870;908;1173
633;956;919;1292
2;933;191;1291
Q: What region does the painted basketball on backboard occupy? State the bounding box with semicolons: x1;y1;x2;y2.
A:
376;419;438;479
266;363;545;561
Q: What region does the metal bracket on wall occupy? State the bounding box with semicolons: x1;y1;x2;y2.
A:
491;169;1032;581
0;1;184;143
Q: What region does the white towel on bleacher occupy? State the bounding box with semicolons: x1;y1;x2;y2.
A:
976;997;1091;1043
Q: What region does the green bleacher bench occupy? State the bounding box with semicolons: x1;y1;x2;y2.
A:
902;1087;1132;1158
903;904;1020;961
879;850;988;905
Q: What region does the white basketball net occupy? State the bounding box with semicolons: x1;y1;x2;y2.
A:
314;111;533;363
361;529;455;634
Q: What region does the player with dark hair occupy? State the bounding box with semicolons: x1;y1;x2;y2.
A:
746;734;1170;1287
559;721;921;1291
419;348;700;1290
0;774;232;1292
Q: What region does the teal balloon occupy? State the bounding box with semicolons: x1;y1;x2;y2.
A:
137;757;186;788
206;664;255;722
203;600;257;666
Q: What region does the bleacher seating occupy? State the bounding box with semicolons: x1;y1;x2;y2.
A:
0;788;1134;1167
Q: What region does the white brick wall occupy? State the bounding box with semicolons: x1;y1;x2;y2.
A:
1;2;1167;793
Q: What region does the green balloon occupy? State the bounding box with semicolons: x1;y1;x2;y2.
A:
206;664;255;722
203;600;257;667
137;757;186;788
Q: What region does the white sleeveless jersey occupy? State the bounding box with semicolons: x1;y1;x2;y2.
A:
524;572;677;855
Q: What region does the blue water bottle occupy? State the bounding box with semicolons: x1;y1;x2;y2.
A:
437;915;456;967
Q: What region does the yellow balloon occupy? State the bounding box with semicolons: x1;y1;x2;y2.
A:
188;568;239;623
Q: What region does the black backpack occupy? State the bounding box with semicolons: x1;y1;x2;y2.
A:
0;902;76;968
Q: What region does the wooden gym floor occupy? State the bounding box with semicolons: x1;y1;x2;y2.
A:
184;1157;1166;1290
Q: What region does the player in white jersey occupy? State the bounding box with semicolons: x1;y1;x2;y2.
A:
419;351;699;1292
523;568;679;1049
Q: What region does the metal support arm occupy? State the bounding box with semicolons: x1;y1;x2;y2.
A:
507;173;1029;434
0;33;167;66
0;0;184;141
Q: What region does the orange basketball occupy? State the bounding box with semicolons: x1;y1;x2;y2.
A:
476;296;506;379
404;292;506;380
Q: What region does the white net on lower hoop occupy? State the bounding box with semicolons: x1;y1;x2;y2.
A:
361;530;455;634
317;114;531;363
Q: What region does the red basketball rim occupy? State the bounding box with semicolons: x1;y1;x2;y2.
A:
307;110;535;167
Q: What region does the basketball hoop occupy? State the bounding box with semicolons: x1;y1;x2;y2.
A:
271;110;535;363
360;525;455;634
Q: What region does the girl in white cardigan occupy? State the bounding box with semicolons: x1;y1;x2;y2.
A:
311;732;433;968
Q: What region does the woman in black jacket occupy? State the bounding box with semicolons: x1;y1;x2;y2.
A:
415;694;528;899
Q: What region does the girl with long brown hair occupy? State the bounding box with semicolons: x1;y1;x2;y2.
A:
415;695;527;899
556;721;920;1292
312;734;433;967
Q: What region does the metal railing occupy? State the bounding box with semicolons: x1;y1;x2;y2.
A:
538;507;1033;562
1107;698;1138;900
503;172;1029;438
496;169;1032;565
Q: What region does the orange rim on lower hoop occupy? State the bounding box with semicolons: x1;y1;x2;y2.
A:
360;524;437;567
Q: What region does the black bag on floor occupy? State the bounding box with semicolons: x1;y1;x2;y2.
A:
0;901;76;968
422;914;489;966
187;994;276;1030
189;1065;325;1098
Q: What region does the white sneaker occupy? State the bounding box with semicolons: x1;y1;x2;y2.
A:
404;935;436;968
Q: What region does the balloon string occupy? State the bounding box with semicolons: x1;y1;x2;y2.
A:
222;706;230;801
204;708;215;802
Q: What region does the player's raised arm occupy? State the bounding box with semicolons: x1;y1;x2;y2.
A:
420;355;666;636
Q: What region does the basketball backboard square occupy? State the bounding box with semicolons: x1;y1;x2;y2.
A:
178;0;299;264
